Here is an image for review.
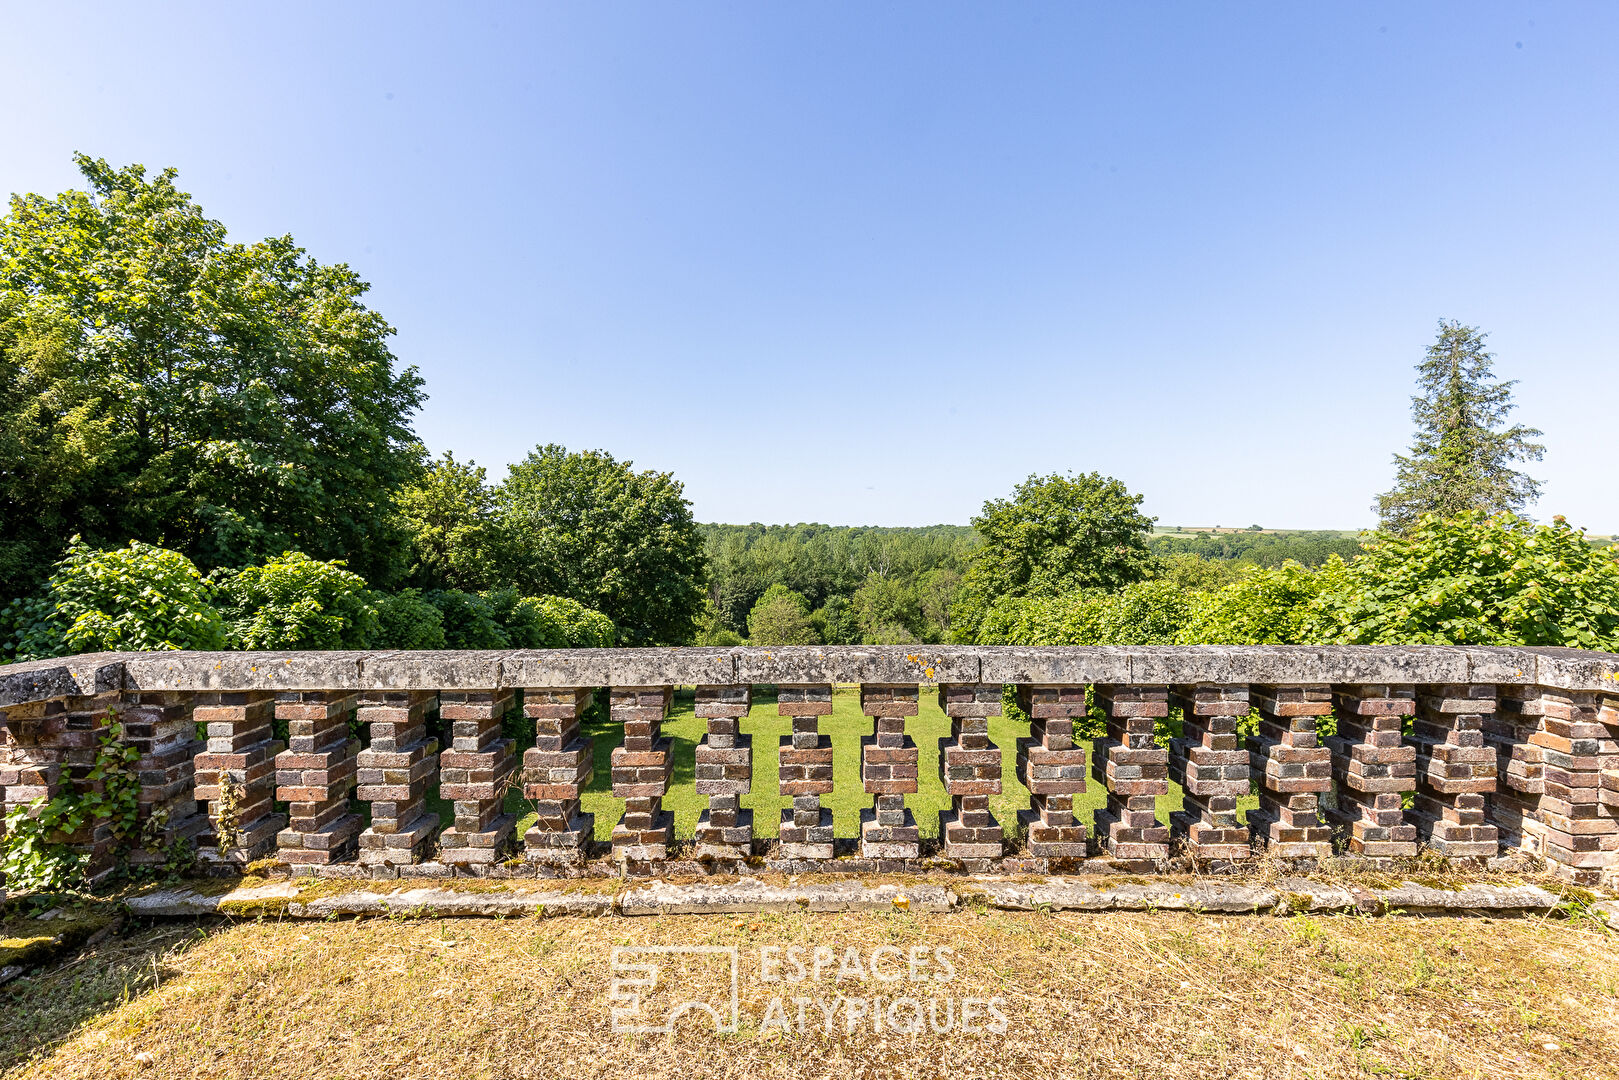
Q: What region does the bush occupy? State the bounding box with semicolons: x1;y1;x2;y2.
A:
479;587;614;648
976;579;1195;646
424;589;509;649
1;537;226;660
746;583;818;645
214;552;378;650
369;588;447;649
1314;511;1619;647
1178;561;1335;645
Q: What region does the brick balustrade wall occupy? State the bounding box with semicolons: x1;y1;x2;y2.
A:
2;645;1617;893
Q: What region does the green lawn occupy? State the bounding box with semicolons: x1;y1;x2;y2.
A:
499;685;1200;843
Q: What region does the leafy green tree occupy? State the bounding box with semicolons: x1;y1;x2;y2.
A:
808;595;860;645
423;589;509;649
746;583;819;645
0;155;425;597
369;589;448;650
694;598;744;646
497;445;705;646
1315;511;1619;648
213;552;377;650
916;567;961;641
851;575;920;644
1;537;226;660
1376;321;1544;532
396;452;505;590
952;472;1154;642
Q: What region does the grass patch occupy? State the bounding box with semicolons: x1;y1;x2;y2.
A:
4;908;1618;1078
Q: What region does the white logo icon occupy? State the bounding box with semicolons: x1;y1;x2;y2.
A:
610;946;740;1034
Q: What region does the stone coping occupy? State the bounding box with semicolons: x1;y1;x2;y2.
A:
4;644;1619;708
108;875;1590;920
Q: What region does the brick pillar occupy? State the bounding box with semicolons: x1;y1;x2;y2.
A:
776;684;834;859
356;691;441;868
1167;684;1252;861
120;692;207;865
1412;684;1498;859
693;684;753;859
1092;685;1170;863
1;693;126;881
194;692;284;863
1535;690;1617;885
1489;686;1553;858
522;688;596;866
1247;685;1333;858
938;683;1003;859
274;692;362;866
1015;685;1089;857
610;686;674;861
859;684;920;858
1325;685;1418;857
438;690;518;867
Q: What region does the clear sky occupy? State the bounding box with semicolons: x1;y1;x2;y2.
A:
4;3;1615;531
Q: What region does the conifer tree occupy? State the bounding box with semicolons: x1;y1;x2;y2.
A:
1375;320;1544;532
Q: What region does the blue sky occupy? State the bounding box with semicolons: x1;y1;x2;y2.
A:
4;2;1615;531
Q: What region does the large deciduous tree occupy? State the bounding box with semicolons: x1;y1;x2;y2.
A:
496;444;705;646
1375;320;1544;532
395;451;505;591
950;471;1155;643
0;155;425;598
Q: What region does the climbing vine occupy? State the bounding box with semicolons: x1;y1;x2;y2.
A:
1;721;142;890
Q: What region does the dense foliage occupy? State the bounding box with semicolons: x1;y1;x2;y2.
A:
1;537;225;659
973;512;1619;651
496;445;706;646
703;523;978;645
214;551;377;650
1376;320;1544;532
950;472;1154;643
0;539;615;662
1315;512;1619;648
1148;530;1362;568
746;583;818;645
0;156;426;597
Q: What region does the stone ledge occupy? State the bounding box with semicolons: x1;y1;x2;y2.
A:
8;645;1619;708
109;875;1587;920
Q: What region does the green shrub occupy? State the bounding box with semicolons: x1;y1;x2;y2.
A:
214;551;378;650
424;589;509;649
1;537;226;660
1178;561;1335;645
369;588;447;649
530;595;616;648
1314;511;1619;647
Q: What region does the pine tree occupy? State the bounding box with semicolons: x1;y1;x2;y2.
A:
1375;320;1544;532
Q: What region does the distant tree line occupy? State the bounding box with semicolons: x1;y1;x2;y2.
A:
1147;531;1362;567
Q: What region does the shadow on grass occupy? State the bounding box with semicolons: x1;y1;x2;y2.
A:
1;915;228;1074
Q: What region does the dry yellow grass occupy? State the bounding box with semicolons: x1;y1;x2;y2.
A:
4;907;1617;1080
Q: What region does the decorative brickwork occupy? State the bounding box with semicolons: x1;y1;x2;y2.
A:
1168;684;1252;861
610;686;673;861
274;692;362;865
937;683;1003;859
193;692;284;863
777;684;834;858
1533;691;1617;884
5;646;1619;885
1015;685;1090;857
859;684;920;858
522;688;596;865
1246;685;1333;858
1092;685;1170;863
356;691;441;867
693;684;752;859
437;691;518;866
119;691;207;865
1326;685;1418;857
1412;684;1498;859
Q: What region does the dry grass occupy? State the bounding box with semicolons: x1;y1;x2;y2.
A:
4;907;1617;1080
